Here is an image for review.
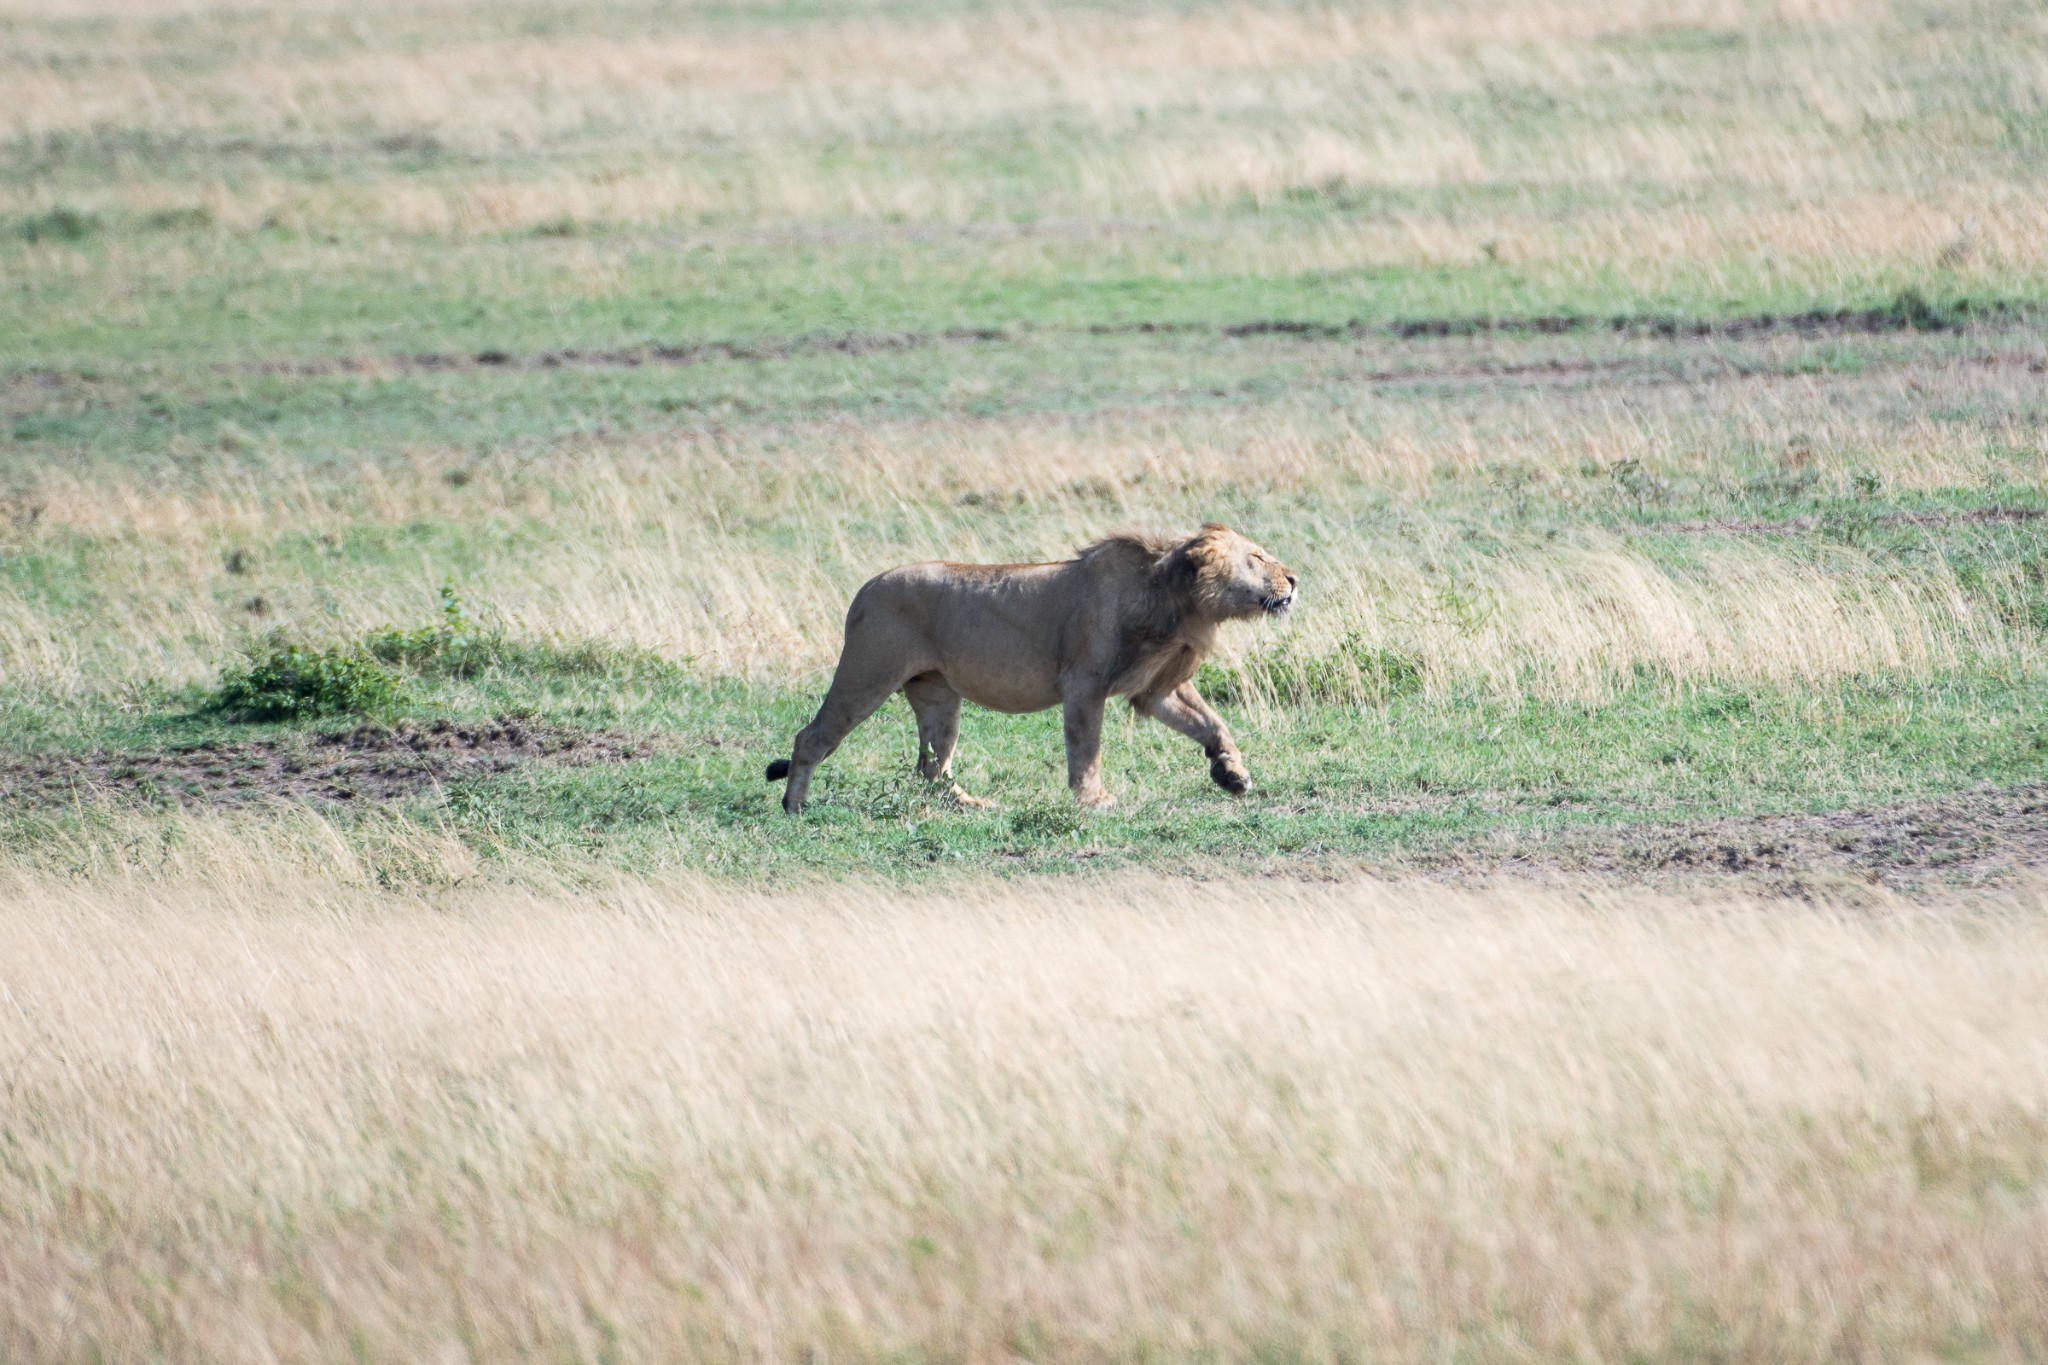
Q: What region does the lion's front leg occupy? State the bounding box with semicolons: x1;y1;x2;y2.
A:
1061;693;1115;809
1135;682;1250;795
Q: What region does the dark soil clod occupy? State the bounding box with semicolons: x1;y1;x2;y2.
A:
0;717;658;809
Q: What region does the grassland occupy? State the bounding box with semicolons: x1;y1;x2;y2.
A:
8;319;2047;881
5;0;2048;1356
11;865;2048;1363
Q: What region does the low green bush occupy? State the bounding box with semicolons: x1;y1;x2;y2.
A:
210;640;406;721
363;584;492;677
18;207;99;243
211;587;684;723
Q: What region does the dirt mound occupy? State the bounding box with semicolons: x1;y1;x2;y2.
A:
0;717;655;809
1506;784;2048;890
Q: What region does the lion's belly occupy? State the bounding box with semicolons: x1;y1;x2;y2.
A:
938;655;1063;714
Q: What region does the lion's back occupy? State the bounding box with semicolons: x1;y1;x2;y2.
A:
850;560;1066;637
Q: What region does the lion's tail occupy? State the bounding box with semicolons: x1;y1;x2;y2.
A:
764;758;792;782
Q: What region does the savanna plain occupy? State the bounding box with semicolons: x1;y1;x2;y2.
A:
5;0;2048;1358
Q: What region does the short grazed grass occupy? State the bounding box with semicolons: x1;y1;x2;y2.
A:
19;668;2048;885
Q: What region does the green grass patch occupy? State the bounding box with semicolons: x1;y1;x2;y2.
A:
17;660;2043;885
400;671;2048;880
1198;634;1425;708
108;667;2031;879
363;585;685;684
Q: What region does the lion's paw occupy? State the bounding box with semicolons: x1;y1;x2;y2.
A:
1210;757;1251;795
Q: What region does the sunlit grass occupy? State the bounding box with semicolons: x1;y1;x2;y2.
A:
7;859;2048;1361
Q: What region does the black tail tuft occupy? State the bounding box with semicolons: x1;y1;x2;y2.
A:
765;758;791;782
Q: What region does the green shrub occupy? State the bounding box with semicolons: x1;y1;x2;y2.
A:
212;589;680;724
1883;287;1948;331
364;584;490;677
18;207;99;244
211;640;406;720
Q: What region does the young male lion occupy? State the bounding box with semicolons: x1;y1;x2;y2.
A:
766;523;1297;813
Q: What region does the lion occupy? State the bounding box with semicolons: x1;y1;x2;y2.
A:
765;523;1298;813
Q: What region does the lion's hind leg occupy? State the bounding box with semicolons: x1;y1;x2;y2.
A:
904;673;993;809
779;654;921;815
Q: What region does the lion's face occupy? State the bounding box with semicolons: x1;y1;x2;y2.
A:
1186;524;1298;621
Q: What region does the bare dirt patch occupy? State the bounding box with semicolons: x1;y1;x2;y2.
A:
1497;784;2048;891
224;306;2042;380
0;717;657;810
242;329;1010;377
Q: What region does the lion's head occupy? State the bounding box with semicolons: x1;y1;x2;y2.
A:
1182;523;1298;621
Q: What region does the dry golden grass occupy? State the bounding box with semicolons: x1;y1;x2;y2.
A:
0;2;1783;140
5;845;2048;1362
8;0;2044;259
21;179;2043;300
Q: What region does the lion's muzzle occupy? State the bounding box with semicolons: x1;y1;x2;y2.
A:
1261;572;1299;617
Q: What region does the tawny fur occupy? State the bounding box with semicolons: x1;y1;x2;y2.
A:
767;524;1297;812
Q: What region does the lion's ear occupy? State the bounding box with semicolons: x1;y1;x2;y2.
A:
1185;524;1231;566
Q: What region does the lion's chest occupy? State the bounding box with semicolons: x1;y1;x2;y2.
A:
1108;638;1205;699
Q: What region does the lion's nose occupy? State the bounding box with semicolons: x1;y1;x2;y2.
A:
1285;573;1298;589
